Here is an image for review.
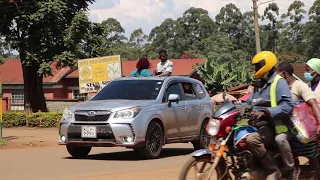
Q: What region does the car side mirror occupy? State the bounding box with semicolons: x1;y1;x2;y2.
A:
168;94;180;107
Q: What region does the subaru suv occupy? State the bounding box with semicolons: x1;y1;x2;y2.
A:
59;76;213;159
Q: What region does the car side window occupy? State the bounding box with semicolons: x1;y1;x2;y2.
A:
193;83;206;99
163;82;183;102
181;82;197;100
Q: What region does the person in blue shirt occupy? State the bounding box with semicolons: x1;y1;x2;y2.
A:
130;57;153;77
246;51;294;180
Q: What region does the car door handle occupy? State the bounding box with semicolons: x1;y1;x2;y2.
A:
200;104;204;109
182;107;187;111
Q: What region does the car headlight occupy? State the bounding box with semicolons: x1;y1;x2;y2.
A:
206;118;220;136
62;109;73;119
114;107;142;119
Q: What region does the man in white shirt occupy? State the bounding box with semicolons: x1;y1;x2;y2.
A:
154;49;173;77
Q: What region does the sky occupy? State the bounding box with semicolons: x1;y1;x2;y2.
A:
88;0;315;38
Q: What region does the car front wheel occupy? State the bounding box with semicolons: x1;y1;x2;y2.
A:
66;144;92;159
192;120;210;150
135;121;164;159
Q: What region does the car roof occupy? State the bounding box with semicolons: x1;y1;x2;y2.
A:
113;76;203;84
114;76;167;81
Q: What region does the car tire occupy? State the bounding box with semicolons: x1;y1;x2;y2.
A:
66;144;91;159
135;121;164;159
192;119;210;150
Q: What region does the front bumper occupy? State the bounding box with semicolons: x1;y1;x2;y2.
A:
59;122;145;147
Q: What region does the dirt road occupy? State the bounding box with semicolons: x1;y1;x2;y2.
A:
0;143;193;180
0;128;310;180
0;128;194;180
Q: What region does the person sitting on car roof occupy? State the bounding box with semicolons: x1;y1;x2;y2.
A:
154;49;173;77
130;56;153;77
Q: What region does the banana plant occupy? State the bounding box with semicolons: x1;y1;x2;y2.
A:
196;52;254;92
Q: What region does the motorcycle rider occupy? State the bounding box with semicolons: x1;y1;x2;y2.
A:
305;58;320;98
245;51;294;180
276;62;320;173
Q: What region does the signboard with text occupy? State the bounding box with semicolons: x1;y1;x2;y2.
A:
78;55;122;94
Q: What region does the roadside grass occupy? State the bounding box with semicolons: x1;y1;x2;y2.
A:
0;138;8;147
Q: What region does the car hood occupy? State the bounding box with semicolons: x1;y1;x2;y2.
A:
69;100;155;112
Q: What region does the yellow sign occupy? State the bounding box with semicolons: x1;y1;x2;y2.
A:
78;55;122;94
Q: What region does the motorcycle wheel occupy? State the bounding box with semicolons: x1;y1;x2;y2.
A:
178;155;228;180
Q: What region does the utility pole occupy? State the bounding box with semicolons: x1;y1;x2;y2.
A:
253;0;261;53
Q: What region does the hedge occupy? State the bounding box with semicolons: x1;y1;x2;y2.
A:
2;112;62;128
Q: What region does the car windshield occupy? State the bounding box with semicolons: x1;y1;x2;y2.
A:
92;80;164;100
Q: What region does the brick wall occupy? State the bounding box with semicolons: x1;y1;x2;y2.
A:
1;98;84;113
46;99;83;112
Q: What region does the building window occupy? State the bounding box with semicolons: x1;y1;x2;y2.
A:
72;90;87;100
11;89;24;105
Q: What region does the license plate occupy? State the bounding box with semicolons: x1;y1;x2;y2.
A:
81;126;97;138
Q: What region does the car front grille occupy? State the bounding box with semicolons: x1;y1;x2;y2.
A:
75;114;110;122
67;124;115;142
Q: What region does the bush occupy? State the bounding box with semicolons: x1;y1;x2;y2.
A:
27;112;62;127
3;112;62;128
3;112;27;127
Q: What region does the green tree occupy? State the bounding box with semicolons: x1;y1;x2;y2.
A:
175;7;216;55
260;3;282;52
147;8;216;59
280;1;307;53
147;18;177;58
100;18;127;56
276;1;307;62
0;36;17;62
305;0;320;58
215;3;243;48
238;11;256;59
81;22;106;58
128;28;148;59
0;0;94;112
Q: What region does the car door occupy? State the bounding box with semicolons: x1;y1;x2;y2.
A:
181;82;200;136
191;82;212;134
161;81;188;140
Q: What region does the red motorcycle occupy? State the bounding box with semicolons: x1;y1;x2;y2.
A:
179;97;320;180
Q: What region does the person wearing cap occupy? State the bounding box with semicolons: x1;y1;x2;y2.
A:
305;58;320;99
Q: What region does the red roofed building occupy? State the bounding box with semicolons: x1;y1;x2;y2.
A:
0;58;204;112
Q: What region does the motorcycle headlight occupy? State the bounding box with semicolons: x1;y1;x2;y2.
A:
114;107;142;119
62;109;74;119
206;119;220;136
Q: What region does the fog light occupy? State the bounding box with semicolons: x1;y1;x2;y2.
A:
61;136;66;142
123;136;133;143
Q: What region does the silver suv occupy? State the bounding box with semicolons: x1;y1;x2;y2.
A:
59;76;213;159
